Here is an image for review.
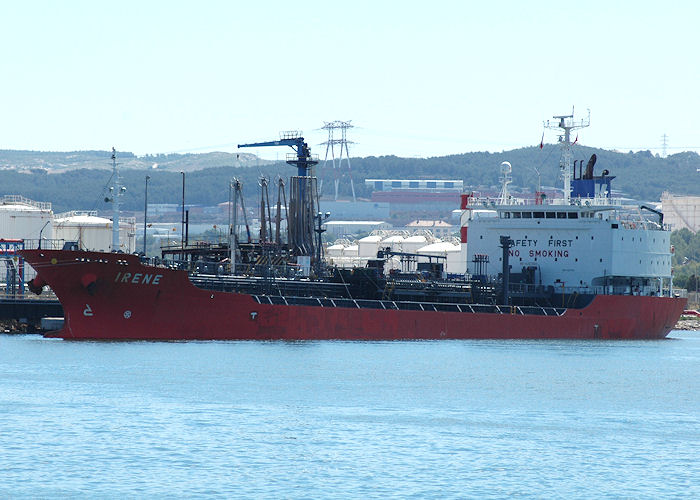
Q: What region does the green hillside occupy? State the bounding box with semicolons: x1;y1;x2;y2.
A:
0;146;698;213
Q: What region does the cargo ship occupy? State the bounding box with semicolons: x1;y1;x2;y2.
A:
20;114;687;340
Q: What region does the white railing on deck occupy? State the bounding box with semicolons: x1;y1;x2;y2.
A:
466;195;623;208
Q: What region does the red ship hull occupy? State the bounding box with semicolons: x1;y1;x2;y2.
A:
21;250;687;341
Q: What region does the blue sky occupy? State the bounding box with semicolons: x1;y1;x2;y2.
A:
2;0;699;159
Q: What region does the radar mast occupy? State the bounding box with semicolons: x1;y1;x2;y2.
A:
544;109;590;204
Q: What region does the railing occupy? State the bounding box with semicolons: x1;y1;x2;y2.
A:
119;216;137;225
0;195;52;211
466;195;623;208
0;285;58;301
250;294;567;317
54;210;99;219
589;285;684;298
21;239;68;250
136;255;308;279
286;152;319;164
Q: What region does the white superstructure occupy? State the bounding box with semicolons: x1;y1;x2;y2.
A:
464;110;674;298
465;203;671;295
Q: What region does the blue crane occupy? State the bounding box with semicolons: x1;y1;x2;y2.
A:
238;132;317;176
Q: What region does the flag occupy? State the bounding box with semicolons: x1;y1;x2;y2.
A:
539;132;544;149
572;134;578;145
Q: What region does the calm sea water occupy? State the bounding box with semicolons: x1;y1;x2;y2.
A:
1;332;699;499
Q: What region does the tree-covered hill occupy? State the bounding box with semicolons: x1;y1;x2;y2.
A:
0;146;698;213
0;150;264;173
343;146;700;202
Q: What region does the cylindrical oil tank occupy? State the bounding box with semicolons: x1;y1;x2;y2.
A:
326;243;346;257
402;235;429;253
0;195;53;242
380;235;404;252
357;235;382;258
54;212;136;253
417;241;465;274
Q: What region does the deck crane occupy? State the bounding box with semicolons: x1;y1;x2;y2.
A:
238;132;317;177
238;132;320;259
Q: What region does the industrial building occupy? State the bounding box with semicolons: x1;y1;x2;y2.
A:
405;220;454;239
661;192;699;233
365;178;462;214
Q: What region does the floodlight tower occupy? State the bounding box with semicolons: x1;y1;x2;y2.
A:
544;109;590;204
321;120;356;201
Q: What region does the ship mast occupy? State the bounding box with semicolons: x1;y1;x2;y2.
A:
544;109;590;204
498;161;512;204
107;147;126;252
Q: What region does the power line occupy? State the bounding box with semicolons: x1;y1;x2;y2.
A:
661;133;668;158
320;121;356;202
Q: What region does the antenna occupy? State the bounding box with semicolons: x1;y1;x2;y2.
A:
544;109;590;204
320;120;356;201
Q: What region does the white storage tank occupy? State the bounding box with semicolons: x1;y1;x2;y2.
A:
417;240;466;275
380;235;404;252
343;244;359;257
402;234;430;253
326;243;345;257
358;234;382;258
0;195;53;243
53;211;136;253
